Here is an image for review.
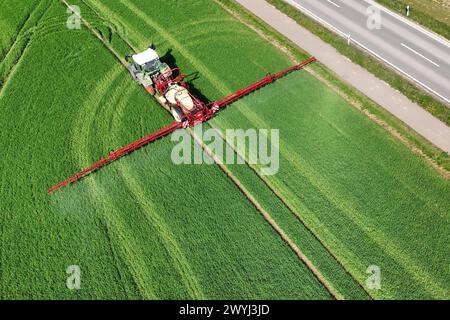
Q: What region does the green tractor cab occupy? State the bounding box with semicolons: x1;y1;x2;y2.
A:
126;44;169;88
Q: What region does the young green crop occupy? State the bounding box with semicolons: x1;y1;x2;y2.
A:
0;0;40;54
215;72;450;299
80;0;449;299
0;0;331;299
0;0;46;89
73;0;369;299
1;0;448;300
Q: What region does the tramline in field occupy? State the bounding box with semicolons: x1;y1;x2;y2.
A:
47;44;316;193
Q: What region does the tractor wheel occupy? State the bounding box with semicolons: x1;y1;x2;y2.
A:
171;106;184;122
145;85;155;95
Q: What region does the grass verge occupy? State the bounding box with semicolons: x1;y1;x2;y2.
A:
375;0;450;40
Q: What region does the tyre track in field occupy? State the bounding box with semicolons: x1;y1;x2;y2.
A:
96;81;158;299
0;0;52;95
74;0;205;299
169;17;255;44
113;161;206;299
234;66;449;295
59;0;129;67
316;112;450;222
218;91;448;298
71;65;159;299
0;0;41;294
0;0;40;62
79;0;137;52
187;126;339;299
181;30;258;49
105;90;206;300
85;180;157;299
79;0;344;299
84;76;145;298
32;15;88;42
203;118;372;299
62;0;205;299
281;145;449;298
170;17;236;32
0;1;52;292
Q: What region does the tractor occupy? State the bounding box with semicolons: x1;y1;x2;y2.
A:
126;44;204;122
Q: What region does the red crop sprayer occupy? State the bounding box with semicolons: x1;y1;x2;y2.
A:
48;44;316;193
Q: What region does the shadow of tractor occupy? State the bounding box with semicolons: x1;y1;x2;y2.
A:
160;49;212;104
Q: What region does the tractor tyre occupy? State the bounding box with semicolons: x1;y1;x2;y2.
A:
145;85;155;95
171;106;184;122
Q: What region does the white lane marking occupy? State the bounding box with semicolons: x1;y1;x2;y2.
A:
283;0;450;104
327;0;340;8
401;43;440;67
363;0;450;49
352;39;450;103
284;0;348;37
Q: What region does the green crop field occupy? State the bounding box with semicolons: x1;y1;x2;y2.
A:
213;72;450;299
0;0;448;300
0;0;332;300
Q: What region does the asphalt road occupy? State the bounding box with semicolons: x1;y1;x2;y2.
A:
286;0;450;104
235;0;450;153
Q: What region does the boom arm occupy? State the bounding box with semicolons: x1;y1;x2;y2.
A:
209;56;316;111
47;121;183;193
